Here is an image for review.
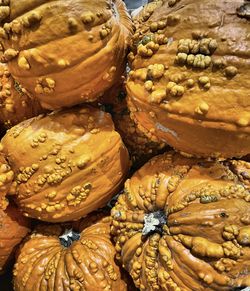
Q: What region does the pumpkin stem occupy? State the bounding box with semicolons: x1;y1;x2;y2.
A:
59;229;80;247
236;2;250;19
142;210;167;236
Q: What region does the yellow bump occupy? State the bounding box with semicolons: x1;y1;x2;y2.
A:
68;17;78;31
150;22;158;32
35;84;43;94
57;59;69;67
100;29;108;39
3;48;19;61
225;66;238;78
0;6;10;21
18;56;30;70
47;191;57;199
46;78;56;88
28;12;41;24
147;64;165;79
195;102;209;115
77;156;90;169
31;164;39;170
150;89;167;104
187;79;195;87
81;12;95;24
198;76;210;85
0;27;7;39
237;118;249;127
145;80;153;91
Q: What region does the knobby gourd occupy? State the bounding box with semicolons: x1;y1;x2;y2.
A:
1;106;130;222
112;98;166;167
14;214;128;291
111;152;250;290
0;202;30;274
99;86;167;168
0;62;45;128
0;143;13;209
126;0;250;158
0;0;133;110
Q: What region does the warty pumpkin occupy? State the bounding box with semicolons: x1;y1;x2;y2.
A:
126;0;250;158
111;152;250;290
0;62;45;129
0;0;133;110
100;89;166;167
1;106;130;222
13;214;128;291
0;202;30;274
0;143;13;209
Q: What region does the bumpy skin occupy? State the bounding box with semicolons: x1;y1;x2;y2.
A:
111;152;250;290
99;86;167;167
1;106;130;222
0;143;13;209
13;215;128;291
0;63;45;128
112;95;166;167
0;0;132;110
126;0;250;158
114;104;166;167
0;203;30;274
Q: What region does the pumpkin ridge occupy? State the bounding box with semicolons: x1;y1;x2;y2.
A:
70;239;106;288
54;249;68;289
14;243;59;288
38;247;63;290
10;12;112;59
165;236;231;290
128;84;250;127
10;32;106;79
9;0;55;20
43;251;62;289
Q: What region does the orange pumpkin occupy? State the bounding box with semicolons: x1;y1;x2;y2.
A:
100;89;167;167
0;143;13;209
1;106;130;222
111;152;250;290
0;202;30;274
126;0;250;158
0;63;45;129
14;214;128;291
1;0;132;110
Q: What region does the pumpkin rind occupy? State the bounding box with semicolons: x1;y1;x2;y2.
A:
126;0;250;158
113;99;166;167
13;215;127;291
111;152;250;290
113;104;166;167
0;203;30;274
1;0;133;110
1;106;130;222
0;63;45;128
98;86;167;167
0;143;13;209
